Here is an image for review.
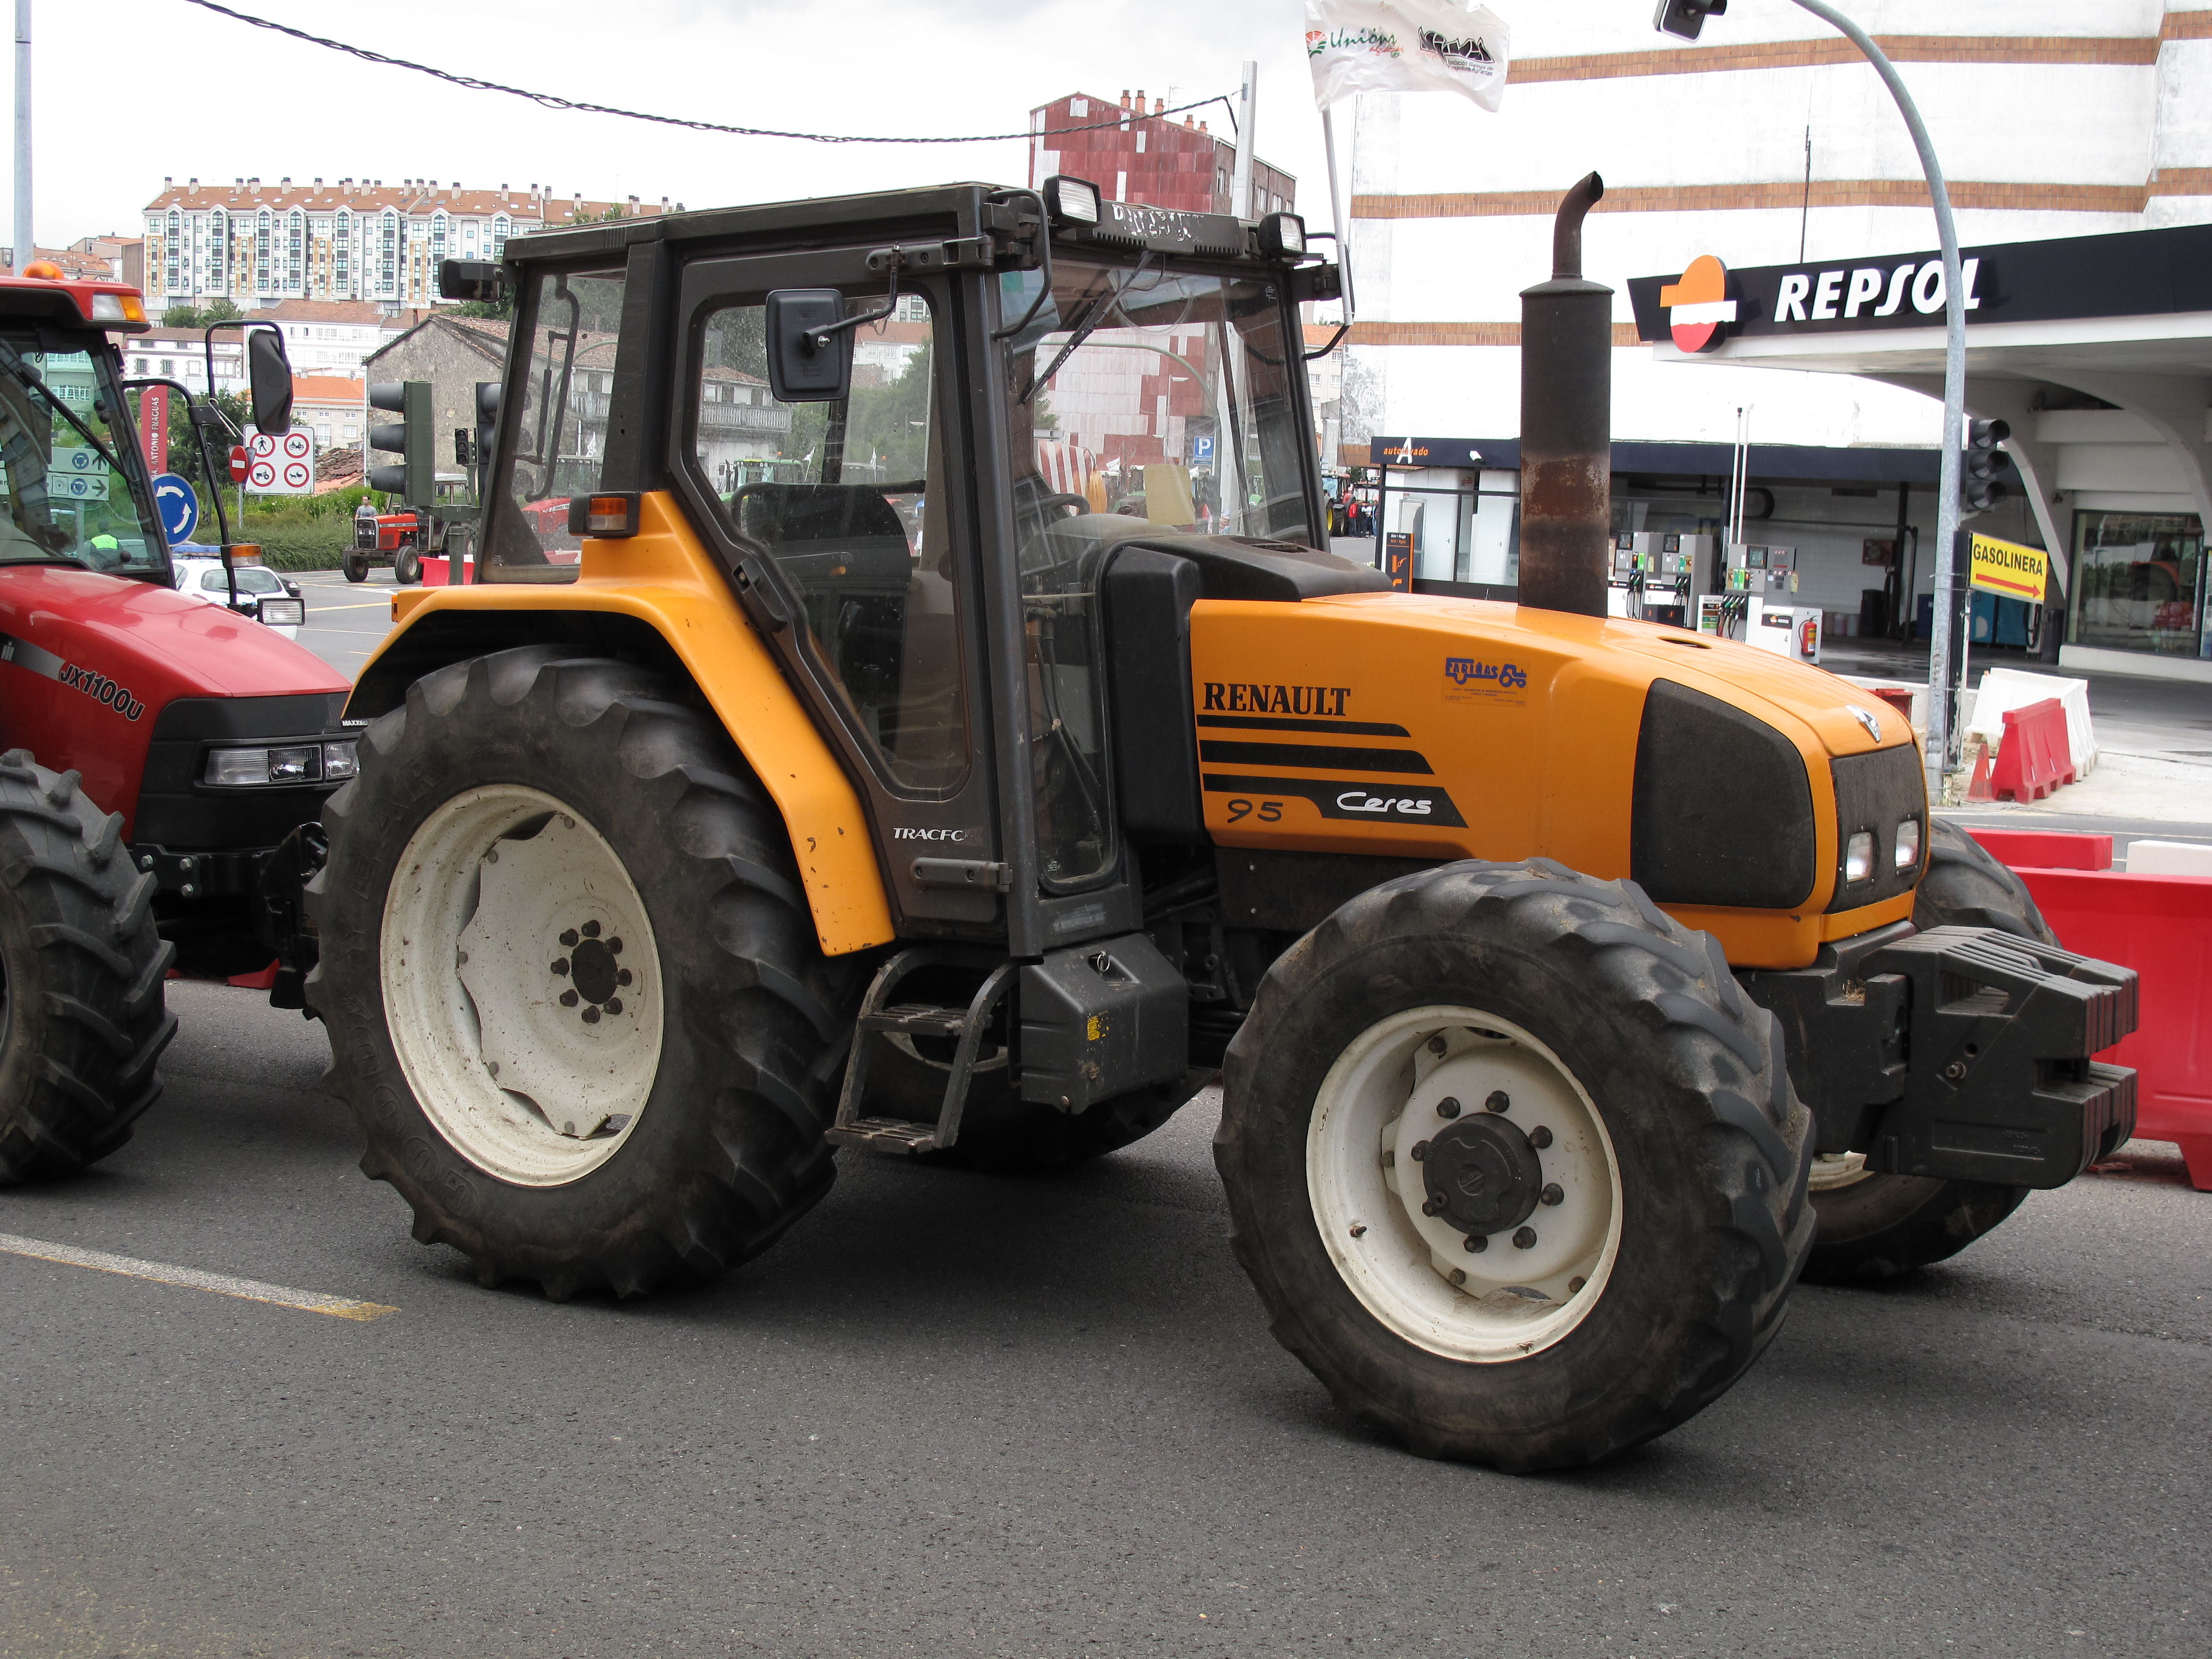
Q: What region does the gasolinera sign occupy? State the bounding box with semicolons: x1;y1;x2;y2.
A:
1967;532;2049;604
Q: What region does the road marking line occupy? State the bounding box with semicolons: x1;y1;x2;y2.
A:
303;601;397;612
0;1231;398;1320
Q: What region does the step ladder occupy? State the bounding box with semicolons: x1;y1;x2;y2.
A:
827;946;1015;1156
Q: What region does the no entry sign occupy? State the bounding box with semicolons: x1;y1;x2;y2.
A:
246;430;316;495
228;444;250;483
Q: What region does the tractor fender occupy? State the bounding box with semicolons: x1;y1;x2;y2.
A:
345;494;895;957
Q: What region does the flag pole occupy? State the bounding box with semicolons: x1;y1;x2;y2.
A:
1321;103;1356;320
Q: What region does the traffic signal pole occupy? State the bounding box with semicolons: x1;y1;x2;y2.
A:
13;0;31;274
1782;0;1969;803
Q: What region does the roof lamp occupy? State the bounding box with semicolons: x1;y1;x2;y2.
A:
1043;175;1102;227
1258;212;1306;258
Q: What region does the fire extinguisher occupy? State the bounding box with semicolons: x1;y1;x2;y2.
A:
1799;617;1819;659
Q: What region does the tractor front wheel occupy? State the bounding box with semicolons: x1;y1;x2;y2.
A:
309;648;855;1298
0;752;176;1183
1215;861;1814;1472
342;552;369;583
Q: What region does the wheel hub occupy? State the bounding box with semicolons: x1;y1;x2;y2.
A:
553;922;630;1021
1420;1114;1543;1237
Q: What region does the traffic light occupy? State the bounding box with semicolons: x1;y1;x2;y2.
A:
367;380;432;506
1654;0;1726;41
1960;418;2013;517
473;381;501;487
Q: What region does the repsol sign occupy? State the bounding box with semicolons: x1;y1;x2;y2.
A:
1629;222;2212;347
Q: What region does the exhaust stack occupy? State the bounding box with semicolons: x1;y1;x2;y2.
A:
1517;172;1613;618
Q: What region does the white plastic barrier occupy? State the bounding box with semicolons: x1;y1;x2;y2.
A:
1965;667;2098;776
2125;840;2212;876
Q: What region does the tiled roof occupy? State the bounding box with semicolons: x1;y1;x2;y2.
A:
293;375;367;402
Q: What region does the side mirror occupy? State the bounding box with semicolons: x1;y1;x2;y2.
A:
765;289;852;403
246;328;294;434
440;258;507;303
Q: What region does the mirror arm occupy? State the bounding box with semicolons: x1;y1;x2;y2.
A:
988;189;1056;342
802;252;905;355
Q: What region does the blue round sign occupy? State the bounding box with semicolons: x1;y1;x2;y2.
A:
151;473;199;545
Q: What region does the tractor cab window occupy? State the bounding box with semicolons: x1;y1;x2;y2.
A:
689;296;965;793
481;267;628;582
0;338;167;577
993;259;1310;889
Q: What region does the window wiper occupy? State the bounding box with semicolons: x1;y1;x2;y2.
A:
1019;251;1160;405
0;340;128;476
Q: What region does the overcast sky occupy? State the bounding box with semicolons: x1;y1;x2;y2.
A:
17;0;1337;246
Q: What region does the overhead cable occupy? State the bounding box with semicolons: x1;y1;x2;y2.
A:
179;2;1233;145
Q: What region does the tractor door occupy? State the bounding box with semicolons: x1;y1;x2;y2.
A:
668;249;1004;936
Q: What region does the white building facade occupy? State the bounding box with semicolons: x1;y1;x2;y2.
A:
142;179;676;314
1340;2;2212;671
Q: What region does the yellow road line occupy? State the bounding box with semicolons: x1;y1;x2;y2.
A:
302;600;397;612
0;1231;398;1320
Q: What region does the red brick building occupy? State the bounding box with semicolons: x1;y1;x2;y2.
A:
1028;90;1295;217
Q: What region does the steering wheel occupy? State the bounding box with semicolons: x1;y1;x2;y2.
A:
1035;492;1090;518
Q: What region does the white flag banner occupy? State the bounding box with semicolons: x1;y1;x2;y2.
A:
1306;1;1511;112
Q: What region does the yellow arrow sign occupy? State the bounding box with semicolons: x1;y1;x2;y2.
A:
1968;532;2049;604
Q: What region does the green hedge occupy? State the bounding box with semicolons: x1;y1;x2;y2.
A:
238;517;352;571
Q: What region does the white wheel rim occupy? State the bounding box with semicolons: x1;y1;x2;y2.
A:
1809;1151;1873;1192
380;784;663;1187
1306;1006;1623;1363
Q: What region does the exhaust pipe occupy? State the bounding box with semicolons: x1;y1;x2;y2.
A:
1518;172;1612;618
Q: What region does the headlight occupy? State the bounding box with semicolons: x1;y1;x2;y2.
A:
203;742;345;786
1844;831;1875;884
1043;174;1101;226
1894;816;1921;871
259;598;306;628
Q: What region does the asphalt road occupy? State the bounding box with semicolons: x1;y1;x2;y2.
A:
3;982;2206;1659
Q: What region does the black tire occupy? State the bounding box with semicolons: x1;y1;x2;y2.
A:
393;548;422;586
1215;860;1815;1472
307;648;859;1299
1801;818;2044;1285
0;751;176;1184
343;552;369;583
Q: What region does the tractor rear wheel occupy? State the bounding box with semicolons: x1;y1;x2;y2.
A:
0;752;176;1183
1802;819;2045;1285
308;649;857;1298
1216;860;1814;1472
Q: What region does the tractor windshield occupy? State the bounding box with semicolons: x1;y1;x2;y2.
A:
0;335;168;578
999;257;1313;545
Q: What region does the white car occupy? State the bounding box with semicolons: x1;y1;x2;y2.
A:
171;556;307;639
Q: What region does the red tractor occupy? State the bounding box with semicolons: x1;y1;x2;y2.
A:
0;265;356;1182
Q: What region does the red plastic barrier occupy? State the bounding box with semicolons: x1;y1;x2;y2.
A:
420;555;475;587
1989;697;2077;802
1967;828;2113;871
2017;867;2212;1190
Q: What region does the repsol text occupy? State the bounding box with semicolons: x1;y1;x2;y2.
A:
1201;682;1351;716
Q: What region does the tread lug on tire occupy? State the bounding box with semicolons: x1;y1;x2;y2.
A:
1214;859;1815;1472
1801;818;2046;1286
0;750;177;1184
307;649;860;1298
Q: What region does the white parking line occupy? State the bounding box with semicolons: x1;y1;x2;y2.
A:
0;1232;398;1320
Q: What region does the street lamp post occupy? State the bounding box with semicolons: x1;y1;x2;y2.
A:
1657;0;1970;803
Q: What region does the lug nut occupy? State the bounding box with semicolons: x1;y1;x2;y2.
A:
1422;1195;1446;1217
550;958;568;975
1943;1060;1967;1082
608;938;623;956
1463;1233;1488;1253
1448;1267;1467;1286
1349;1223;1367;1239
605;997;623;1016
616;968;632;986
583;1006;602;1025
559;989;579;1008
582;920;602;938
1529;1125;1553;1149
560;929;579;947
1428;1036;1448;1055
1512;1226;1537;1249
1569;1275;1586;1294
457;951;468;966
1436;1096;1461;1119
1541;1183;1564;1207
1485;1090;1511;1114
1410;1140;1429;1162
485;1061;499;1078
484;849;497;864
